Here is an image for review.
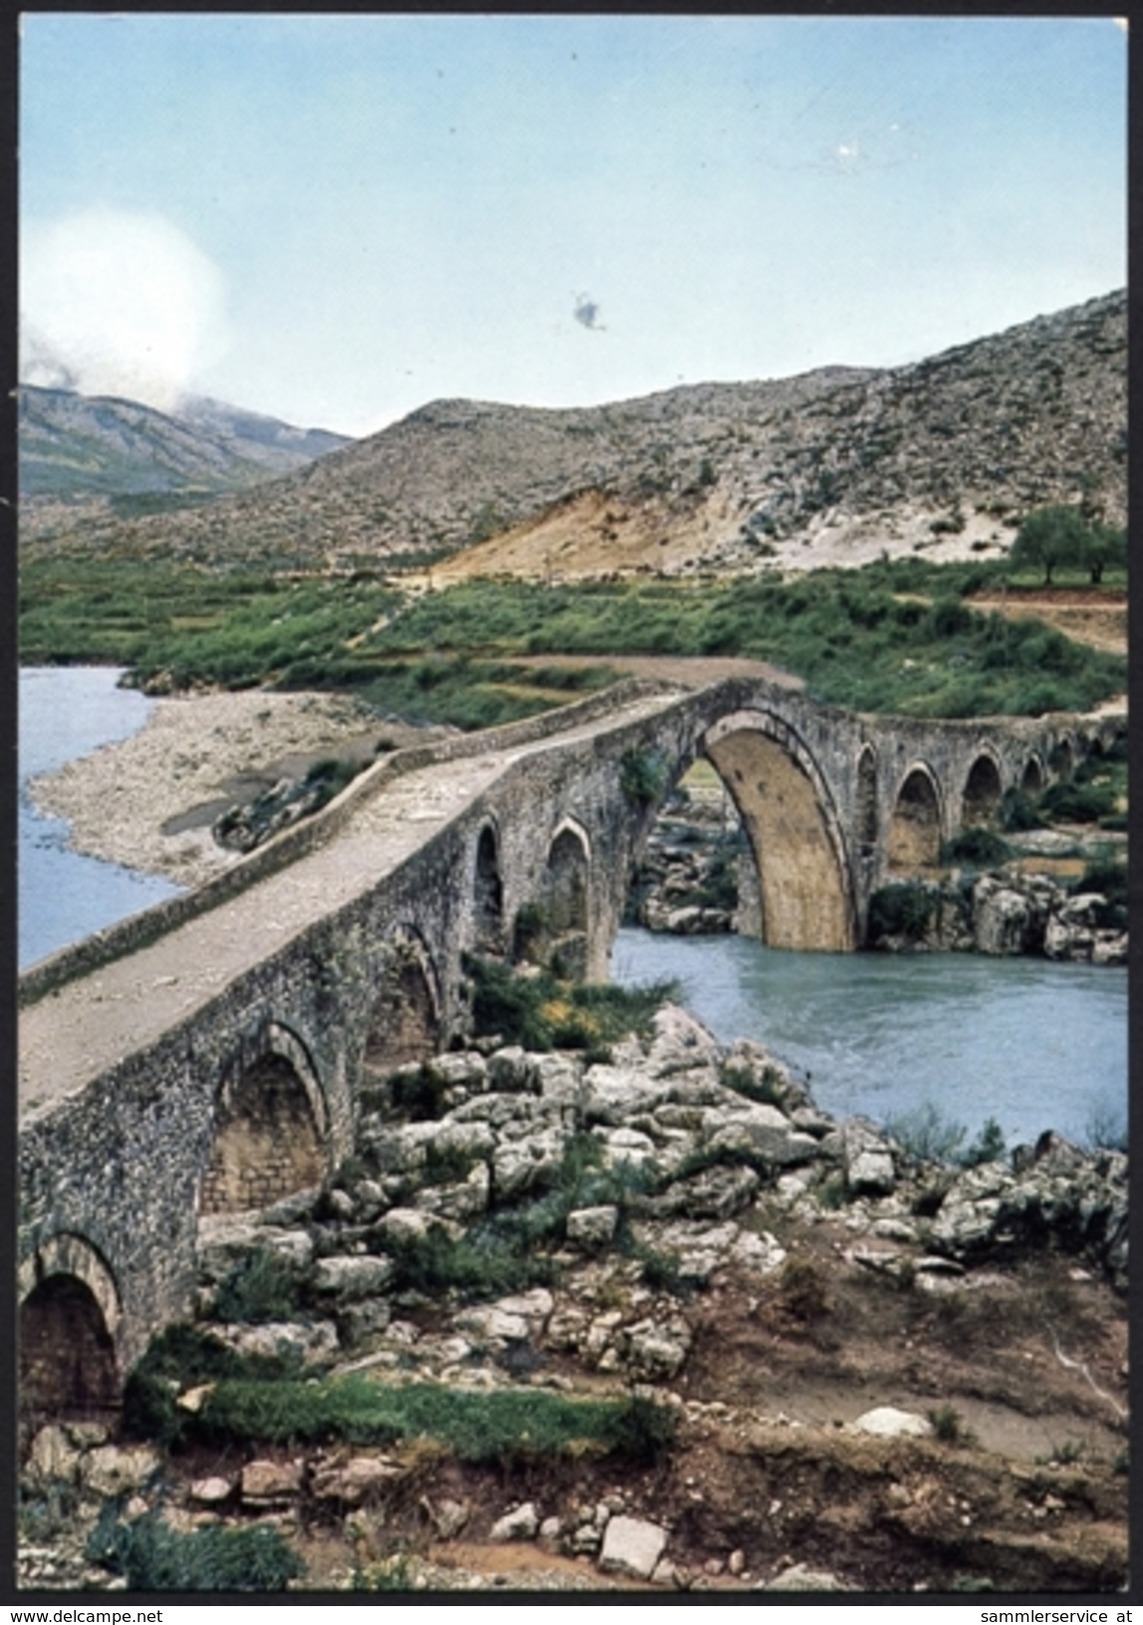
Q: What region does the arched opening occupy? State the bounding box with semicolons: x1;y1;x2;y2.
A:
20;1274;119;1446
856;746;879;851
702;712;855;951
887;766;942;872
199;1051;325;1216
961;754;1003;827
361;936;440;1082
530;822;591;977
1021;756;1045;795
473;824;504;954
624;759;750;935
1049;739;1074;781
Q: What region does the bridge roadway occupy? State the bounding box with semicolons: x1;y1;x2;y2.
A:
18;683;683;1123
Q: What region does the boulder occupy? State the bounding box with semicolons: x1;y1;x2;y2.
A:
489;1501;540;1542
616;1313;693;1380
310;1454;402;1506
972;876;1047;956
646;1004;724;1076
763;1562;847;1591
704;1104;821;1169
492;1125;568;1200
850;1406;932;1439
211;1319;340;1367
566;1204;619;1252
23;1424;82;1486
81;1443;163;1497
598;1514;668;1580
240;1458;303;1506
311;1254;394;1300
487;1047;539;1094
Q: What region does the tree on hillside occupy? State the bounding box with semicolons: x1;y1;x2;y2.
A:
1079;523;1126;586
1008;505;1088;586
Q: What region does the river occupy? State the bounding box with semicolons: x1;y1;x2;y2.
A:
19;666;182;968
612;927;1126;1150
19;667;1127;1149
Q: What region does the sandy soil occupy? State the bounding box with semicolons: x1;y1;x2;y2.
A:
26;688;427;890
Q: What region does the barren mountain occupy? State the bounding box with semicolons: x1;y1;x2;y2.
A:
19;385;350;506
22;291;1124;578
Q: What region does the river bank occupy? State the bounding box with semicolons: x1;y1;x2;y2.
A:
19;1000;1128;1594
24;679;441;891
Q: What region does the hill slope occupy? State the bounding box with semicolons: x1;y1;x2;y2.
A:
21;291;1124;576
19;385;350;505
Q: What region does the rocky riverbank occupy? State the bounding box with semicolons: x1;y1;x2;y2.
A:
19;1002;1128;1595
631;790;1128;964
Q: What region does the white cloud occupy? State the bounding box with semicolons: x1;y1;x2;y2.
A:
20;206;230;411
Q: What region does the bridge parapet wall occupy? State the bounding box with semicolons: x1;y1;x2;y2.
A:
19;676;677;1009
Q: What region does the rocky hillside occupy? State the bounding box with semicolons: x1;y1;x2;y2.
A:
18;1003;1128;1593
19;385;349;506
21;291;1124;578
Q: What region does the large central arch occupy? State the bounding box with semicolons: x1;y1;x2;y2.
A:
700;710;856;951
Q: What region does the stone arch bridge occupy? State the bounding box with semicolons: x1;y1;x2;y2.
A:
18;673;1121;1424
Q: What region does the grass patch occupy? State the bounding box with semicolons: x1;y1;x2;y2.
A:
464;954;676;1054
187;1376;676;1466
121;1325;302;1448
86;1506;304;1591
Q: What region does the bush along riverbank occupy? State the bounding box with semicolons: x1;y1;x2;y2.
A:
628;785;1127;964
20;975;1127;1594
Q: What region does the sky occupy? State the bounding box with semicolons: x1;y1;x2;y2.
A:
19;13;1127;440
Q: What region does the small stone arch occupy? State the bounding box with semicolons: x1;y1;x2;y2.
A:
961;752;1003;827
700;709;856;951
1049;738;1075;781
523;818;592;976
1021;755;1045;795
199;1022;328;1216
361;927;441;1082
856;745;879;851
19;1234;122;1446
887;764;943;871
542;819;591;935
473;821;505;954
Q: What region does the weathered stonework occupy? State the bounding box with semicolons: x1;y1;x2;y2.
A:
18;674;1122;1403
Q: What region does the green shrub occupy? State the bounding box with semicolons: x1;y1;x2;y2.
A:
1038;780;1116;824
1084;1101;1127;1154
867;883;936;942
928;1404;974;1445
1000;789;1044;832
465;954;675;1053
121;1324;299;1448
620;747;669;808
213;1252;300;1325
885;1102;967;1165
941;829;1010;868
960;1116;1006;1168
1074;854;1127;907
88;1508;304;1591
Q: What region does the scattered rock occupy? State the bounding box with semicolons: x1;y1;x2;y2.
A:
598;1514;668;1580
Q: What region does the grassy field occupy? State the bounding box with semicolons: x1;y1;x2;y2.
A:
19;552;1125;725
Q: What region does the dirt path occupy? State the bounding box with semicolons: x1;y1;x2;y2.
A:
969;592;1126;656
